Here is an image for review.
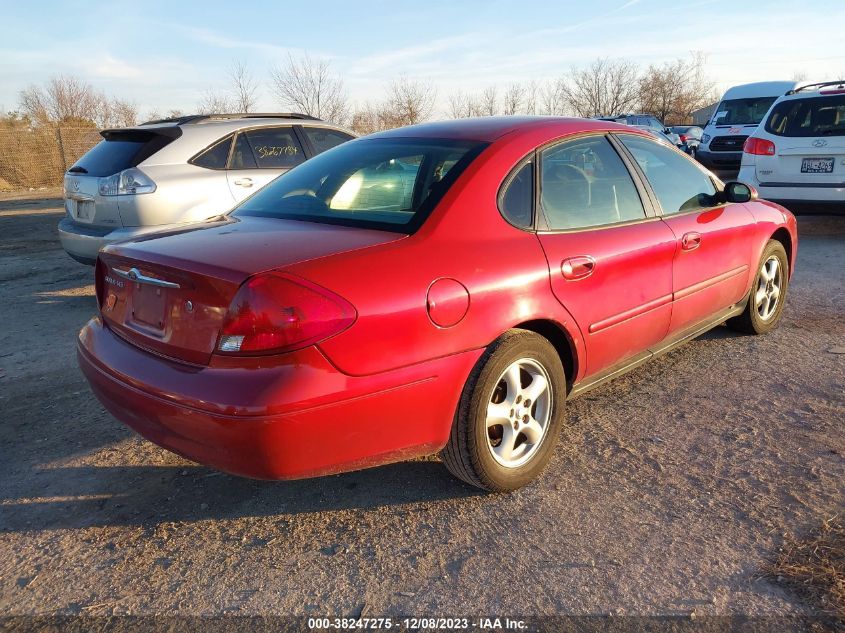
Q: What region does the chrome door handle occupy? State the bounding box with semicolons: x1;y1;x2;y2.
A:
561;256;596;280
681;232;702;251
233;177;253;187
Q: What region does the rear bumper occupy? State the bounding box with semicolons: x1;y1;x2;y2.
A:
738;167;845;209
77;318;481;480
58;218;205;266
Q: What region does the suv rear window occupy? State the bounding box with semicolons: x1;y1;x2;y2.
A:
69;130;177;177
234;138;488;233
764;95;845;137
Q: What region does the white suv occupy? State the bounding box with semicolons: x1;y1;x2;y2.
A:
59;113;355;264
738;81;845;210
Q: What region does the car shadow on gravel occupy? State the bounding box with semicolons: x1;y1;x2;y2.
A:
0;459;485;532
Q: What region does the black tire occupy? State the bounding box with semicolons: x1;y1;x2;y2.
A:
441;330;566;492
727;239;789;335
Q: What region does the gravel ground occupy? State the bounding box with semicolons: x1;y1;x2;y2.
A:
0;195;843;623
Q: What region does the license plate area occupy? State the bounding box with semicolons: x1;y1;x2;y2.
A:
129;284;167;333
70;199;95;222
801;157;834;173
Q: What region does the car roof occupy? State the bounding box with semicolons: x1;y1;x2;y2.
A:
105;114;354;137
367;116;636;142
720;81;799;100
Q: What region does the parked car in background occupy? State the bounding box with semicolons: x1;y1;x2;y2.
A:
739;80;845;210
633;126;685;150
59;113;355;264
598;114;683;148
670;125;704;156
77;116;797;492
697;81;800;172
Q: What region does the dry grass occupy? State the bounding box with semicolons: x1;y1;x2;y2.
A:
767;515;845;620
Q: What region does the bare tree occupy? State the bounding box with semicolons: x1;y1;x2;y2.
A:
384;76;436;126
502;84;524;115
447;91;483;118
19;76;105;125
480;86;498;116
638;53;715;124
524;81;539;115
198;88;235;114
560;58;640;117
101;98;139;128
229;60;257;113
270;53;349;124
540;79;567;115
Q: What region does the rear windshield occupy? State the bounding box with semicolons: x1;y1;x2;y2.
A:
764;95;845;137
234;137;488;232
69;130;177;177
711;97;778;126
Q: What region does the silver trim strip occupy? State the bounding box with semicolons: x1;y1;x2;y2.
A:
113;267;181;289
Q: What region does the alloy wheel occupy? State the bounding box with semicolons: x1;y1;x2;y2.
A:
485;358;553;468
755;255;782;321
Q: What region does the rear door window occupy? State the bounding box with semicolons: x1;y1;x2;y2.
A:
764;95;845;137
69;131;175;177
302;127;354;155
618;134;717;214
241;127;305;169
230;133;257;169
540;135;646;230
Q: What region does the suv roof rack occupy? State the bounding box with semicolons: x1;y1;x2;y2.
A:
140;113;321;126
786;80;845;95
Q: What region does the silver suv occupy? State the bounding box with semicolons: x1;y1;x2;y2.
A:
59;113;355;264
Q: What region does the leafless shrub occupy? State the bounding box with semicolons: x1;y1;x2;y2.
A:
20;76;105;126
270;53;349;124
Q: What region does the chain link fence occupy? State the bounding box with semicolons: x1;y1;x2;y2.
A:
0;126;101;192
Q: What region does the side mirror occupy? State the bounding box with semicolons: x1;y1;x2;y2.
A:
723;181;758;203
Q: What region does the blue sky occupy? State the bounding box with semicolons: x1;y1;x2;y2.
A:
2;0;844;117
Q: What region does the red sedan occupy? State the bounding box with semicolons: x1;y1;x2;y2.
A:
78;117;797;491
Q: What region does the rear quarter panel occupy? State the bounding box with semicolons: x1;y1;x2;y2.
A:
743;199;798;279
120;164;236;226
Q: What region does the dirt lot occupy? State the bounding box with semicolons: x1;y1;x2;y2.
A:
0;194;843;623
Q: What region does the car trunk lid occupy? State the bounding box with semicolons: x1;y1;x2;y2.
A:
97;216;405;365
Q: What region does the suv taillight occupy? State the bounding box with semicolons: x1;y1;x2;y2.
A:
743;137;776;156
98;167;156;196
217;273;356;355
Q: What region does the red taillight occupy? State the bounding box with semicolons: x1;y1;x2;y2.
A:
743;137;776;156
679;134;688;143
217;273;356;354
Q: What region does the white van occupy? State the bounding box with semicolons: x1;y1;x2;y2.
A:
697;81;800;172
